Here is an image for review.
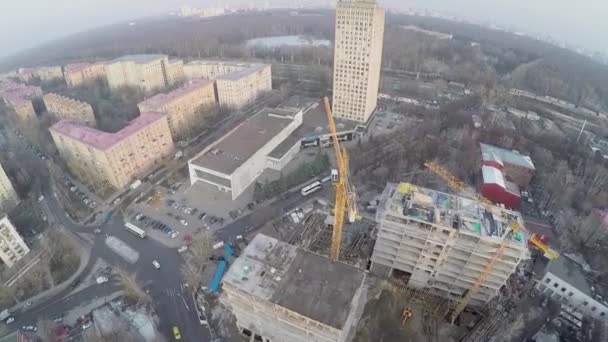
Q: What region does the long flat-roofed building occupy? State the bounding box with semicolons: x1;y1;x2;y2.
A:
188;106;302;200
43;93;96;125
0;163;19;213
0;215;30;268
18;66;63;82
215;64;272;109
137;79;216;140
164;59;185;86
105;54;175;93
371;182;530;306
50;113;174;189
183;60;248;80
480;143;535;187
222;234;367;342
64;62;106;87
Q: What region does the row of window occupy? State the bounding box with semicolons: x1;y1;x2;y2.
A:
544;277;606;316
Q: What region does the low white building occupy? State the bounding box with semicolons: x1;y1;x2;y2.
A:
188;107;303;200
0;215;30;268
536;255;608;322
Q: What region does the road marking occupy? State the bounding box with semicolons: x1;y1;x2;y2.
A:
179;294;191;311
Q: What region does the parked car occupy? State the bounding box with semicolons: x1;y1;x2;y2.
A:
5;317;14;324
52;315;63;323
177;246;188;253
96;276;108;284
71;278;81;288
21;325;37;332
82;320;93;330
152;260;160;269
135;213;143;221
198;213;207;220
179;219;188;226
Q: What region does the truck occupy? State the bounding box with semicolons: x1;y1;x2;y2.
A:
130;179;142;190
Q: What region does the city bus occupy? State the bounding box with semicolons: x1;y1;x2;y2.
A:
124;222;146;238
301;181;322;196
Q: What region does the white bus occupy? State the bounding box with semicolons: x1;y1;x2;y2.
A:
301;181;322;196
124;222;146;238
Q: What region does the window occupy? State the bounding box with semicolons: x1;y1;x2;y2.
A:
561;287;566;292
568;292;573;297
553;283;558;288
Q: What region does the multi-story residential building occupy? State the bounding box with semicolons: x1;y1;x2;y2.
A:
189;105;302;200
0;163;19;213
164;59;185;86
332;0;385;123
0;82;41;129
215;64;272;109
179;6;225;18
63;62;106;87
183;60;246;80
104;55;176;93
536;255;608;324
222;234;367;342
0;215;29;268
43;93;96;125
17;66;63;82
371;182;530;306
137;79;216;140
50;113;174;190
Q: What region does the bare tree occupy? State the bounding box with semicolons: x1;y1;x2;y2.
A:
37;319;58;342
181;261;202;293
114;267;149;305
188;232;213;271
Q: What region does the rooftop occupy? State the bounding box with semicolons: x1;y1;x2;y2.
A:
546;255;594;297
482;165;520;195
64;62;98;73
190;108;295;174
223;234;365;330
385;182;527;241
138;78;214;110
480;143;535;170
106;54;167;65
216;64;267;81
50;112;164;151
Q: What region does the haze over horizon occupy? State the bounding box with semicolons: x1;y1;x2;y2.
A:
1;0;607;59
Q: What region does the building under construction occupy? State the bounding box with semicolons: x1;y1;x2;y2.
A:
370;182;530;306
221;234;368;342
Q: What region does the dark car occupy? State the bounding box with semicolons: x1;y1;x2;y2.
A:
198;213;207;220
71;278;81;288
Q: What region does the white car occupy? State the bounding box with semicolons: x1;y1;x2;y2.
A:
152;260;160;269
82;321;92;330
177;246;188;253
179;219;188;226
5;317;14;324
96;276;108;284
37;195;44;202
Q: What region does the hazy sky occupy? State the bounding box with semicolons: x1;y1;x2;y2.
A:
1;0;607;58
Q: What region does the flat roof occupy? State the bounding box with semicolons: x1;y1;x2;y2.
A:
546;255;593;297
50;112;164;151
138;78;214;110
216;64;267;81
190;108;294;174
480;143;535;170
223;234;365;330
107;54;167;65
384;182;527;242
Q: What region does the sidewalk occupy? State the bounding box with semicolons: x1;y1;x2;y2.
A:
7;231;92;314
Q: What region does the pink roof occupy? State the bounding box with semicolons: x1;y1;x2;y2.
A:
50;112;164;151
64;63;91;73
0;82;40;106
138;78;213;111
3;92;31;106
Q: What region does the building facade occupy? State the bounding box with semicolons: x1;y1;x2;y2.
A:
17;66;63;82
64;63;106;87
183;60;246;80
0;215;30;268
371;182;530;306
43;93;96;125
164;59;185;86
0;164;19;213
137;79;216;140
104;55;175;93
50;113;174;190
222;234;367;342
215;64;272;110
332;0;385;123
189;106;302;200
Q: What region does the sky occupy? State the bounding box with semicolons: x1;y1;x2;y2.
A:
1;0;607;58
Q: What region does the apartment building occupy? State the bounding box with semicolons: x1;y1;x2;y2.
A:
0;215;29;268
222;234;367;342
0;163;19;213
64;62;106;87
189;106;302;200
43;93;96;125
138;79;216;140
215;64;272;109
371;182;530;306
50;113;174;190
164;59;185;86
0;82;41;127
183;60;246;80
104;55;173;93
332;0;385;123
17;66;63;82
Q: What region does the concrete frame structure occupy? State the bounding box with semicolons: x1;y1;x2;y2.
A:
137;79;216;140
0;163;19;214
536;255;608;322
64;62;106;87
104;55;176;93
188;106;303;200
50;113;174;190
215;64;272;110
221;234;367;342
0;215;30;268
332;0;385;123
43;93;96;125
371;182;530;306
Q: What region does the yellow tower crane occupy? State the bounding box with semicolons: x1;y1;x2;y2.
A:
323;97;357;261
423;161;559;323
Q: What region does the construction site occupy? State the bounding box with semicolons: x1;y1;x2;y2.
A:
219;97;564;342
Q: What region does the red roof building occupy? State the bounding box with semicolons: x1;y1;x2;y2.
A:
480;165;521;209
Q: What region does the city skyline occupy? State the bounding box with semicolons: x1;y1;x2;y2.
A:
0;0;607;59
